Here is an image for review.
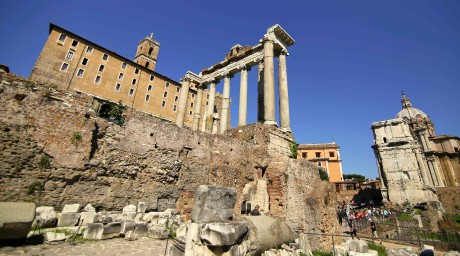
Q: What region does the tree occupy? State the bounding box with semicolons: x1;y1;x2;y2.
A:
343;174;366;183
318;167;329;181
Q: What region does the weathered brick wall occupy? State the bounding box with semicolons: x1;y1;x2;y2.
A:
0;71;339;244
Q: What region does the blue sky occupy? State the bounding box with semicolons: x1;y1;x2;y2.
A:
1;0;459;179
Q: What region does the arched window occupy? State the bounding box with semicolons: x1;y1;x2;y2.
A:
383;137;387;143
145;62;150;68
148;47;153;55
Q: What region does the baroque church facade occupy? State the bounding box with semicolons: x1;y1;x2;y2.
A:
371;94;460;204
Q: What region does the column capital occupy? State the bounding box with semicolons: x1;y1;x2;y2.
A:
278;49;289;56
181;77;191;82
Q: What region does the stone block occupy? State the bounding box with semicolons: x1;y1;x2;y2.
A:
349;251;378;256
143;212;168;223
333;245;347;256
421;244;434;252
62;204;80;213
148;223;169;239
349;240;368;253
191;185;236;223
57;212;81;227
200;222;248;246
83;204;96;212
299;233;313;255
444;251;460;256
135;213;144;222
83;223;104;240
101;222;122;239
134;222;149;237
175;224;188;243
121;220;136;235
122;212;136;221
0;202;36;239
80;212;98;225
123;204;136;213
137;202;147;213
124;230;137;241
34;206;57;228
44;232;66;244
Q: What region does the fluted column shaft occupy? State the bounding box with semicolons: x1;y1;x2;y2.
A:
263;40;276;125
257;62;265;122
278;53;291;132
205;82;216;132
238;67;248;127
220;75;231;134
192;85;204;131
175;78;190;127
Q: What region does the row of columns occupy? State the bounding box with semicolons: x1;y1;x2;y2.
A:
175;39;291;134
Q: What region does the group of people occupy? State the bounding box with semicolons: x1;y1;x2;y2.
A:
241;201;261;216
337;200;387;244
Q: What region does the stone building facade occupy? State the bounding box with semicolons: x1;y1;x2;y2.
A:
371;93;460;204
30;24;225;130
297;143;343;182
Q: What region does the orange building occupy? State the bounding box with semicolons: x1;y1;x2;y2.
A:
30;24;224;129
297;143;344;182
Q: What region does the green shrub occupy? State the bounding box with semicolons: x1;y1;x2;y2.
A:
312;251;333;256
71;132;82;146
289;141;298;159
39;155;50;169
27;181;43;195
318;167;329;181
368;243;386;256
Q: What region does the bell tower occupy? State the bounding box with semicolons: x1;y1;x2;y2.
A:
134;33;160;71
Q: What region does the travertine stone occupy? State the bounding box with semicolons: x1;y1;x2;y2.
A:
278;53;290;132
0;202;36;239
200;222;248;246
220;75;231;134
137;202;147;213
191;185;236;223
175;78;191;127
57;212;81;227
123;204;137;213
34;206;57;228
80;212;98;225
192;85;204;131
83;223;104;240
62;204;80;213
238;67;248;127
44;232;66;243
263;40;276;125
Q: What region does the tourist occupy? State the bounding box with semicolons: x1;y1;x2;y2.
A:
370;219;382;245
250;205;261;216
350;220;360;240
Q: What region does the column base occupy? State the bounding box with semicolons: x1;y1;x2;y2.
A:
263;120;278;126
280;127;291;133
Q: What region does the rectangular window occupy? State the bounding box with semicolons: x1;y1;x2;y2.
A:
76;69;84;78
173;105;177;111
147;85;152;92
121;62;127;69
318;162;322;167
145;95;150;101
176;87;180;93
150;75;155;81
94;75;101;84
118;73;124;80
189;111;192;115
132;78;137;85
161;101;166;107
71;39;78;47
163;91;168;97
60;62;69;72
192;94;195;98
86;46;93;53
315;152;321;158
58;34;67;42
102;53;109;60
99;64;105;72
329;152;335;158
65;51;74;60
174;96;178;102
115;83;121;91
191;102;194;108
81;58;88;66
129;88;134;96
134;68;139;74
165;82;170;88
302;152;307;159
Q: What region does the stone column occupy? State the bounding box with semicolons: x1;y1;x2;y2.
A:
257;62;264;122
205;81;217;133
278;52;291;132
175;78;190;127
220;74;231;134
238;67;248;127
263;40;276;125
192;85;204;131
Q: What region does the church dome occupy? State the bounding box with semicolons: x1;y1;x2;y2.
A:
395;93;429;120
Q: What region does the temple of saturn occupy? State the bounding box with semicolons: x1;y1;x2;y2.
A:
175;24;295;134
